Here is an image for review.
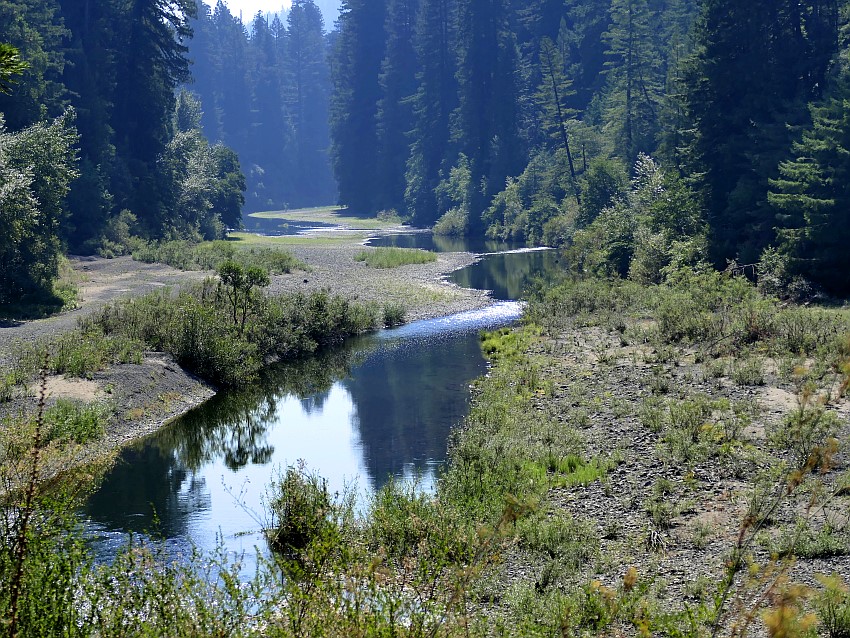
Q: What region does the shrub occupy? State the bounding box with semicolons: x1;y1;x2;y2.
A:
382;302;406;327
517;512;599;569
43;399;110;445
729;356;765;386
267;464;336;554
432;207;469;236
133;239;304;274
769;398;841;469
814;574;850;638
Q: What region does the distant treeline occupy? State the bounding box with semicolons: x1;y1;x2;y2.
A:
188;0;337;211
330;0;850;296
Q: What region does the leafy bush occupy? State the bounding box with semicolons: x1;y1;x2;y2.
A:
729;356;765;386
768;397;841;469
82;284;377;387
267;464;337;554
44;398;110;445
382;302;406;327
432;207;469;236
815;574;850;638
517;511;599;569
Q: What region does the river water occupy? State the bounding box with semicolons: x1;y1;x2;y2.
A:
82;233;561;563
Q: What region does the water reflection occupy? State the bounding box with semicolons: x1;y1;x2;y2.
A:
366;232;524;254
243;215;334;236
83;303;524;559
451;249;563;300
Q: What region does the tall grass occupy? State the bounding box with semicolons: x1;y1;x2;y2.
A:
354;247;437;268
133;239;305;273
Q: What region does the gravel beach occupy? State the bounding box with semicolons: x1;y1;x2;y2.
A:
0;238;495;477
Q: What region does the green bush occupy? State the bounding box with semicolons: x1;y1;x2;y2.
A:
267;464;337;554
814;574;850;638
517;511;599;569
432;206;469;236
81;284;377;388
769;400;841;469
44;398;110;444
382;302;406;327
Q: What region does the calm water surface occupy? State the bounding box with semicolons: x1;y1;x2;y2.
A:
242;215;334;236
83;234;563;563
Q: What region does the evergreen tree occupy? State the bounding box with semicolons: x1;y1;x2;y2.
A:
684;0;838;265
330;0;387;214
454;0;525;231
602;0;663;163
376;0;419;213
210;1;251;161
287;0;334;205
110;0;197;235
248;12;292;208
404;0;458;225
0;0;68;129
0;42;26;94
769;73;850;295
535;36;579;203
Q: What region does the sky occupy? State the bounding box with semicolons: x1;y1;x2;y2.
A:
205;0;340;24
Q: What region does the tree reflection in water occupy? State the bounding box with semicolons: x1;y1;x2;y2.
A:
160;346;366;471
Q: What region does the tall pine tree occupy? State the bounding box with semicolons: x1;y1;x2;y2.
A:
454;0;525;231
404;0;458;225
684;0;838;265
330;0;386;214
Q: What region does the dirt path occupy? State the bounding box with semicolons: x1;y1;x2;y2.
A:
0;256;207;366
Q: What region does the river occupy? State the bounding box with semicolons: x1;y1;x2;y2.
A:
81;232;562;565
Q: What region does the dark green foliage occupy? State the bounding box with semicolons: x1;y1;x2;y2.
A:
0;0;68;129
0;109;78;308
769;72;850;296
454;0;525;231
602;0;664;163
217;260;271;334
404;0;458;225
286;1;335;206
0;42;26;94
330;0;387;215
82;284;378;387
268;464;336;553
683;0;839;265
376;0;420;213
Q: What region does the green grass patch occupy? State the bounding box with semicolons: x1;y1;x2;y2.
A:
132;239;306;273
250;205;405;230
354;247;437;268
543;454;618;488
227;231;368;247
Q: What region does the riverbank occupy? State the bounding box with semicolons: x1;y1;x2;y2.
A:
438;273;850;632
0;236;490;484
